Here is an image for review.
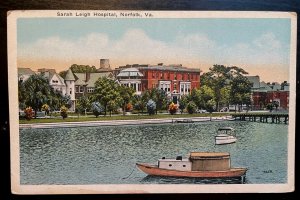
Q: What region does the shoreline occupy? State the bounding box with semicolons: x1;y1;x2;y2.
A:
19;116;234;129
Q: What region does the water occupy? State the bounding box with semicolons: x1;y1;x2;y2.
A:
20;121;288;184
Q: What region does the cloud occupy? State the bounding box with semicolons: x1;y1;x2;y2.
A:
18;29;289;71
253;32;281;50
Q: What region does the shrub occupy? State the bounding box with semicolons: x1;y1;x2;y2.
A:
90;101;103;117
24;107;34;120
60;105;68;119
266;103;274;112
41;104;50;115
168;102;178;115
186;101;197;114
125;103;133;112
146;99;156;115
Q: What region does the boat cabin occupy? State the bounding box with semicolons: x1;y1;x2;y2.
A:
158;156;192;171
158;152;232;171
217;127;235;136
189;152;231;171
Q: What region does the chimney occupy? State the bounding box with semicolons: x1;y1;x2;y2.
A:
85;72;90;82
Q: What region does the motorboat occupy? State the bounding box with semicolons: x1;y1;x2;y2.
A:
136;152;247;178
215;127;237;145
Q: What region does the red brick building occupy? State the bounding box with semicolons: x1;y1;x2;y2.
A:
252;91;289;110
266;91;289;110
115;63;201;102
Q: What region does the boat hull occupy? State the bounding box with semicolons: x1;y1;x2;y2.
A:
215;136;237;145
136;163;247;178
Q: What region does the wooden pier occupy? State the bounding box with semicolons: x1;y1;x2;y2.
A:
231;113;289;124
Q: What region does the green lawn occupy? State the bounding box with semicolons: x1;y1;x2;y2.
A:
19;113;229;124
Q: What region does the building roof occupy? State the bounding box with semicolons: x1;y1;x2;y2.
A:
117;64;200;73
246;75;260;89
117;68;144;77
268;82;281;91
147;65;200;72
259;81;273;92
65;69;76;81
74;72;113;87
18;68;35;76
38;68;56;74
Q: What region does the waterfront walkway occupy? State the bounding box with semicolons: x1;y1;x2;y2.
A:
232;113;289;124
19;116;234;129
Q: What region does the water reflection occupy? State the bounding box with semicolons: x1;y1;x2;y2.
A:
140;175;248;184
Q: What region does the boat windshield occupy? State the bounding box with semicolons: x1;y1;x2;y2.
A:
217;127;235;135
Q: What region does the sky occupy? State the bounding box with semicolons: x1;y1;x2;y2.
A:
17;18;291;82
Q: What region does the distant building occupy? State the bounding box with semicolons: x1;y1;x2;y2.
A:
74;71;114;98
116;68;143;95
246;76;289;110
18;68;36;82
97;59;113;72
37;68;66;95
115;63;201;103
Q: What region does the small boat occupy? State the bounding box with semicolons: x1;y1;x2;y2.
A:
215;127;237;145
136;152;247;178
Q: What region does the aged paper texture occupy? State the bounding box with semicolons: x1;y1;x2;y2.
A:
8;10;296;194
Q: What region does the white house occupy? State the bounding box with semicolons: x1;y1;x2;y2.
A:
116;68;143;95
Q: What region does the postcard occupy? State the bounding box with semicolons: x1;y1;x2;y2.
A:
8;10;296;194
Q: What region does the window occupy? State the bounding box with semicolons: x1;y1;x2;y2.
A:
70;88;72;95
188;73;190;80
87;87;94;93
152;72;155;78
161;72;164;79
75;86;79;93
79;86;84;93
169;164;172;167
174;73;177;80
181;73;184;80
183;165;186;167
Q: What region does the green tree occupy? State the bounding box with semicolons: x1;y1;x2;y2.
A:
186;101;197;114
230;75;252;112
48;89;64;111
59;64;97;78
198;86;216;111
76;96;90;116
23;74;52;118
202;64;248;111
18;80;26;110
142;88;168;113
133;95;146;115
178;95;190;114
91;77;121;116
219;85;231;110
118;85;135;116
107;100;118;116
